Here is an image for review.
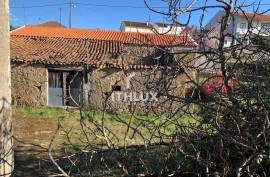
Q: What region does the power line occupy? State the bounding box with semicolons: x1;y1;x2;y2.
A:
74;2;165;9
10;2;166;9
11;3;69;9
59;8;62;25
22;0;26;25
10;2;270;9
69;0;72;28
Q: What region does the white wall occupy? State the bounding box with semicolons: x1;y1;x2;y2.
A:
234;18;270;36
205;11;270;48
224;36;233;47
153;24;184;34
120;23;185;35
121;26;153;33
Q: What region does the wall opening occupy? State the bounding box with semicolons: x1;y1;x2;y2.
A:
112;85;122;92
48;70;83;107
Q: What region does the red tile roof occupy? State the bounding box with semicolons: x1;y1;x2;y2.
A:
10;26;196;68
11;26;195;47
235;12;270;21
35;21;66;28
11;36;127;67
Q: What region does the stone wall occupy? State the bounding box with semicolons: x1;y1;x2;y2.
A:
86;45;196;112
11;62;48;106
10;44;195;111
87;68;194;112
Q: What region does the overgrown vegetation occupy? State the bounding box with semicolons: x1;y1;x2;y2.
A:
252;34;270;48
12;1;270;177
13;106;200;176
15;106;81;119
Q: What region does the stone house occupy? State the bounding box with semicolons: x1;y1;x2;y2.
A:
10;24;197;111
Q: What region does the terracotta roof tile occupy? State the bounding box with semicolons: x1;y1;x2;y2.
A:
35;21;65;28
235;12;270;21
10;26;196;69
10;36;146;68
11;26;195;46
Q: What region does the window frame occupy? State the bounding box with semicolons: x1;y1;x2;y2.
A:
240;23;247;30
261;23;269;33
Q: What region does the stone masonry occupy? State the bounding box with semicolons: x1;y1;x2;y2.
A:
10;45;195;111
11;63;48;106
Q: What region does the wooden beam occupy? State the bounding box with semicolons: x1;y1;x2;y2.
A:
47;66;84;72
63;72;67;106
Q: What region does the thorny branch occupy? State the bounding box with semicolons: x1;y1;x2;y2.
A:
12;0;270;176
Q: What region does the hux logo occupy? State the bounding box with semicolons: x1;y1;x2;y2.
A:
111;73;158;103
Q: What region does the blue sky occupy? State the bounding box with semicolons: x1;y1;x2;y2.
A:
10;0;270;30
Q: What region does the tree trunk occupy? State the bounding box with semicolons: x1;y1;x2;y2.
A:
0;0;13;176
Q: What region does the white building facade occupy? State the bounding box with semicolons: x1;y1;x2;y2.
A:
120;21;153;33
153;23;185;35
121;21;185;35
205;11;270;48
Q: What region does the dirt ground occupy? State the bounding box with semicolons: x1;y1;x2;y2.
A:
12;112;137;176
14;115;57;147
12;110;176;176
13;114;80;177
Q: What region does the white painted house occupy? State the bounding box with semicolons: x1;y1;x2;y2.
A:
205;11;270;48
120;21;153;33
153;23;185;34
120;21;185;35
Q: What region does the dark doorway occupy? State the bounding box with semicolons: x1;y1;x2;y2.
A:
48;70;83;107
65;71;83;107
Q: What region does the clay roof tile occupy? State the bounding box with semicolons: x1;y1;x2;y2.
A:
10;26;196;69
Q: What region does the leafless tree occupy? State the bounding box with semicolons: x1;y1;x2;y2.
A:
21;0;270;176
